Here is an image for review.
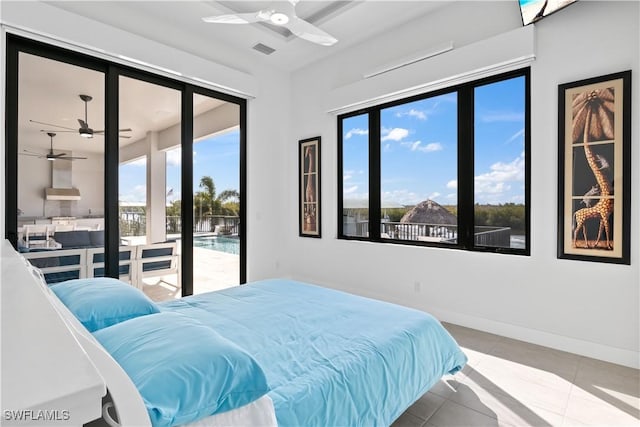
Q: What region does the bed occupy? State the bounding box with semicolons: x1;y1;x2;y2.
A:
47;276;467;426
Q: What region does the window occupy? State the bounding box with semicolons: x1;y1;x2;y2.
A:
338;69;530;255
339;113;369;238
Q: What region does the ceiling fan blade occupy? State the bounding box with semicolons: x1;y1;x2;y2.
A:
20;152;43;157
58;156;88;160
202;11;269;24
39;129;77;133
22;149;44;155
50;153;68;158
93;128;132;134
78;119;89;129
86;132;131;138
285;16;338;46
29;120;76;131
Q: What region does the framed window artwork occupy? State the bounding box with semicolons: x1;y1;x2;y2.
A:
299;137;321;238
557;71;631;264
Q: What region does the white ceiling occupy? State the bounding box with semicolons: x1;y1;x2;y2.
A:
44;1;451;74
18;52;227;154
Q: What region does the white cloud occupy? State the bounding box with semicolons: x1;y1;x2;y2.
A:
345;128;368;139
402;141;443;153
382;127;409;142
418;142;443;152
119;184;146;203
343;185;359;194
474;153;525;199
410;141;422;151
382;189;421;206
446;180;457;189
446;192;457;200
506;128;525;144
480;111;524;123
396;108;427;120
127;157;146;167
428;192;441;200
165;148;181;166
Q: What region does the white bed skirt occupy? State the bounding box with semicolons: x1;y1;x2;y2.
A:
181;395;277;427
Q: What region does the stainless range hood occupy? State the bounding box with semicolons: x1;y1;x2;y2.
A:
45;187;81;201
45;156;81;201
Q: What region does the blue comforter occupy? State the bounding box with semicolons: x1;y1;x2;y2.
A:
159;279;467;426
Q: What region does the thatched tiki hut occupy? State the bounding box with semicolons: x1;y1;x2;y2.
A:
397;199;457;241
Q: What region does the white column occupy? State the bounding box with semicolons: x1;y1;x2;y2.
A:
146;131;167;243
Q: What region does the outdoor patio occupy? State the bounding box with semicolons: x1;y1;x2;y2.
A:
141;245;239;302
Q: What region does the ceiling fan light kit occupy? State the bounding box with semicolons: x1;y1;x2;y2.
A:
270;12;289;25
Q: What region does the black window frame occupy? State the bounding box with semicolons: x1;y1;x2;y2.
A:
337;67;531;256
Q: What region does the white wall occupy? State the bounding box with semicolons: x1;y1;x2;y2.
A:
17;149;103;218
69;151;104;217
287;1;640;368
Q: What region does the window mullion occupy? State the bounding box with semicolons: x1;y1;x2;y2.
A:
369;111;381;241
457;86;474;249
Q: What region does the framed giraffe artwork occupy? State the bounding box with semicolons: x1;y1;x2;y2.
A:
557;71;631;264
299;136;321;238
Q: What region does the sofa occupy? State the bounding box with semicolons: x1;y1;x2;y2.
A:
53;230;104;249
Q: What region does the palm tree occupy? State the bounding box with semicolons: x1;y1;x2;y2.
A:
197;176;239;216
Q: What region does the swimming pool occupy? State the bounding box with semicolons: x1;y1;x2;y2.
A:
193;235;240;255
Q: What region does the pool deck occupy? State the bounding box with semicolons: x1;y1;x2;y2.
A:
126;235;240;302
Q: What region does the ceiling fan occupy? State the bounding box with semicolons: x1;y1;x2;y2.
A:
202;0;338;46
30;94;132;139
20;132;87;161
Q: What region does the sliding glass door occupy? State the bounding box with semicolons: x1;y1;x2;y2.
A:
5;34;246;298
118;75;182;299
13;49;107;283
191;93;241;294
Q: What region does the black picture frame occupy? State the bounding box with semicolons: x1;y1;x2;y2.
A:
557;71;631;264
299;137;321;238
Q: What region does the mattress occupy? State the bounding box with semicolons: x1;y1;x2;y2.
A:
159;279;467;426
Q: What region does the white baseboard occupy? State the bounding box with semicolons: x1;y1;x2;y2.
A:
428;307;640;370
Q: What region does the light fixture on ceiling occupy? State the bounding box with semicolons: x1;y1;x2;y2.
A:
270;12;289;25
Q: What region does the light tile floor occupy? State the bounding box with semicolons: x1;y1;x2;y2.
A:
393;323;640;427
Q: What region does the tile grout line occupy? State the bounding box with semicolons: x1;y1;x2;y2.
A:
561;355;586;424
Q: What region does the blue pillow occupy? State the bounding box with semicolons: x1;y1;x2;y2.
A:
93;312;269;427
50;277;159;332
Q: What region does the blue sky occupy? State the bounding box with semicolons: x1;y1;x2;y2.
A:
119;128;240;204
343;76;525;207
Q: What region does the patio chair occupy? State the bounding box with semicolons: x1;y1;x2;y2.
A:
133;242;180;291
23;224;54;248
86;246;136;284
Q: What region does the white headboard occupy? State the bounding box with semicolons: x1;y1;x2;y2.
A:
1;240;150;426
